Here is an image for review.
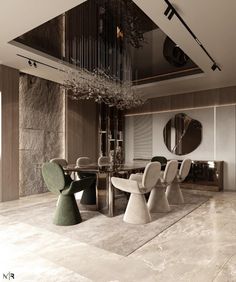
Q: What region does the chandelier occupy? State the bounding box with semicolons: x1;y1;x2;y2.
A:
62;66;144;110
60;0;147;110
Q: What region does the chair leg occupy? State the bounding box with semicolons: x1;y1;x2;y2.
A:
80;184;96;205
53;194;82;226
123;193;151;224
148;186;171;213
166;182;184;204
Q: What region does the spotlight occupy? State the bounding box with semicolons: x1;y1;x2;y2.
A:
211;64;217;71
211;63;221;71
164;5;171;16
164;5;175;20
33;62;37;68
168;10;175;20
28;60;32;66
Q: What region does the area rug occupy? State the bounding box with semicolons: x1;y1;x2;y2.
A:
1;191;209;256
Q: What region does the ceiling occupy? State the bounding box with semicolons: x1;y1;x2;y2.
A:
0;0;236;98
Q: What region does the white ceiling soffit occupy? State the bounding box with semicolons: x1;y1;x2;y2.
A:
0;0;85;83
0;0;236;98
133;0;236;97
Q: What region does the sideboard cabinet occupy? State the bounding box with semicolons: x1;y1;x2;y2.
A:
182;160;224;191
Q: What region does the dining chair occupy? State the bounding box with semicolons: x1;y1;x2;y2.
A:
50;157;73;181
111;162;161;224
151;156;167;165
76;156;97;205
166;159;192;204
76;157;92;167
98;156;112;167
42;162;95;226
50;158;68;167
147;160;178;213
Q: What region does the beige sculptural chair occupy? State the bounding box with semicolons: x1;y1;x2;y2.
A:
76;157;92;167
166;159;192;204
148;160;178;213
50;158;68;167
111;162;161;224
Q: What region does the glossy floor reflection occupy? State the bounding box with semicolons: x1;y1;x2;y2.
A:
0;191;236;281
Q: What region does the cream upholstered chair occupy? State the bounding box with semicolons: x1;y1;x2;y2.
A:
148;160;178;213
111;162;161;224
76;157;92;167
50;158;68;167
98;156;112;167
166;159;192;204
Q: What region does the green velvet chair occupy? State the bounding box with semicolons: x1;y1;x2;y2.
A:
151;156;167;165
76;157;97;205
42;162;95;226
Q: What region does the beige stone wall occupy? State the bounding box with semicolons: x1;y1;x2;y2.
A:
19;74;65;196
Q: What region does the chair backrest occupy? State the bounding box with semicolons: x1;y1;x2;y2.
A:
179;159;192;180
50;158;68;167
42;162;65;195
151;156;167;165
163;160;178;184
98;156;111;167
76;157;91;167
142;162;161;190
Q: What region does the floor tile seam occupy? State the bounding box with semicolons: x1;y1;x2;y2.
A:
212;253;236;281
0;240;70;268
126;199;210;257
0;200;58;214
25;251;87;278
34;228;126;260
2;220;91;247
2;214;123;259
0;202;98;216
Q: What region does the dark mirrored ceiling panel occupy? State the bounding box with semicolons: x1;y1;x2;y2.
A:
13;0;203;84
15;15;64;59
131;30;203;85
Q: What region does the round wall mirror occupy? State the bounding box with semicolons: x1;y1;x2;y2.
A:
163;113;202;155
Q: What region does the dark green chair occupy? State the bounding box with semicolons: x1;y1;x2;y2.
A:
76;157;97;205
78;172;97;205
42;162;95;226
151;156;167;165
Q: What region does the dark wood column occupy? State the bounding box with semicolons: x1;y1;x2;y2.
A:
66;98;99;163
0;65;19;202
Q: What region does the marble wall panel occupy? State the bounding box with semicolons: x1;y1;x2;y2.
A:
19;74;65;196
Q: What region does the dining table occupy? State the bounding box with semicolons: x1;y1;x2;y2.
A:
63;162;147;217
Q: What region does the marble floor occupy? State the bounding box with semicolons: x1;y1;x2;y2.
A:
0;191;236;281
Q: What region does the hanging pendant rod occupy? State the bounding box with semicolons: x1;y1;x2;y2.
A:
163;0;221;71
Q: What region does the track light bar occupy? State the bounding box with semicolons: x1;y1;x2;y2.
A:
163;0;221;71
17;54;61;71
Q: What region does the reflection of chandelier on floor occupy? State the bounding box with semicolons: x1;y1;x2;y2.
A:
62;0;146;109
